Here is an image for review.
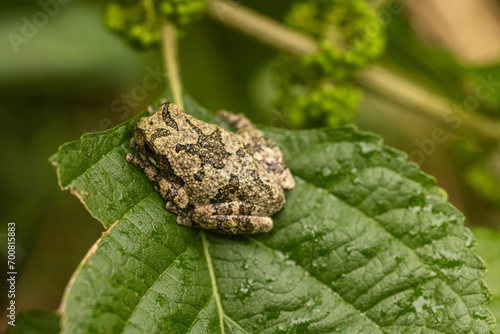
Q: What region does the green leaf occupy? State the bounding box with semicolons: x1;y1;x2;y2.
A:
50;95;495;333
473;228;500;334
5;311;60;334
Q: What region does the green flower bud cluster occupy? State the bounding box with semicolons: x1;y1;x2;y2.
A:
104;0;206;48
275;0;385;128
300;84;360;127
161;0;206;26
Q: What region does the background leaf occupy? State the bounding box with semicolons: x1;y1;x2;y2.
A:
4;311;60;334
473;228;500;334
50;95;495;333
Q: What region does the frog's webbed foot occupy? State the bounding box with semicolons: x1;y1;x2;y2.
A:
126;153;148;171
217;110;295;191
165;202;197;228
176;215;195;228
129;139;148;161
126;153;160;187
192;202;274;235
129;137;138;150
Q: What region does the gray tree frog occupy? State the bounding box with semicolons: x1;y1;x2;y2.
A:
126;102;295;235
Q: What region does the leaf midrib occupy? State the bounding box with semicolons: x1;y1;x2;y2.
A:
201;231;251;334
202;231;226;333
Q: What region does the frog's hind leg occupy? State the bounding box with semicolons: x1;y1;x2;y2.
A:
218;110;256;130
217;110;295;191
192;201;274;234
195;214;273;235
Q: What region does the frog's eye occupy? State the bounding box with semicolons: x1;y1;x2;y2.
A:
144;142;154;154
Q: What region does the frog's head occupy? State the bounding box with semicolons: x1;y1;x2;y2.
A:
133;102;188;161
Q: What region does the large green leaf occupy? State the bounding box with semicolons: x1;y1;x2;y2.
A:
50;95;495;333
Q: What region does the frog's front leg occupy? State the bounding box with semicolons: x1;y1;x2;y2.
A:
126;153;189;211
217;110;295;191
192;202;273;235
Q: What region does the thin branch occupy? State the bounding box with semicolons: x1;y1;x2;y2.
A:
205;0;500;143
370;0;391;11
205;0;318;55
161;20;184;110
143;0;155;26
358;66;500;144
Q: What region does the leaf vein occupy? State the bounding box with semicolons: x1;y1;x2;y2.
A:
294;176;473;327
119;245;193;333
247;237;382;331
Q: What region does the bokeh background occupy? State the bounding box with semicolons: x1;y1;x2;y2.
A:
1;0;500;331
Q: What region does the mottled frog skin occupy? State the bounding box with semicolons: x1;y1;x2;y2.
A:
126;103;294;234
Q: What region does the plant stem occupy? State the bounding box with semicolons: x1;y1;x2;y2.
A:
205;0;318;55
161;20;184;110
143;0;155;26
358;66;500;144
205;0;500;143
370;0;390;10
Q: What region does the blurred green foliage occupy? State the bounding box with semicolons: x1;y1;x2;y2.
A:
380;12;500;216
5;311;59;334
473;228;500;334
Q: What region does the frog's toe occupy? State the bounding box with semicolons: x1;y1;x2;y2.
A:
278;169;295;191
147;105;156;115
126;153;141;166
166;201;180;214
129;137;137;148
173;189;189;209
176;214;195;228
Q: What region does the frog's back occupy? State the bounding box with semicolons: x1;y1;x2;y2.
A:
170;115;285;213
